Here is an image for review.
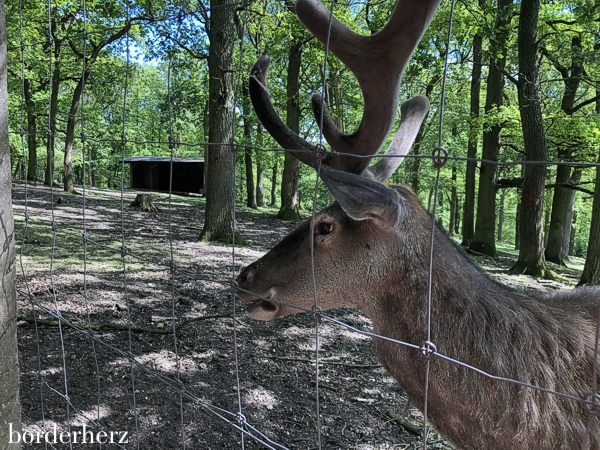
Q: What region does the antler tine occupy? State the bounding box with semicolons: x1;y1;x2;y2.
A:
296;0;441;174
363;96;430;182
249;54;328;168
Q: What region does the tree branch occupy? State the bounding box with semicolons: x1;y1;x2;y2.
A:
495;178;595;195
539;46;568;79
491;62;519;86
568;93;600;114
167;35;208;60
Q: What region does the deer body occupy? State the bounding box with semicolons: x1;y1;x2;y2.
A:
238;181;600;449
238;0;600;446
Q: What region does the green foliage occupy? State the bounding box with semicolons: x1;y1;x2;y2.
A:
6;0;600;255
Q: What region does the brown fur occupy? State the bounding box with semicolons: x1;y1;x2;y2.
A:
237;184;600;449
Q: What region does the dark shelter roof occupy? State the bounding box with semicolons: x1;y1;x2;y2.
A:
123;156;204;163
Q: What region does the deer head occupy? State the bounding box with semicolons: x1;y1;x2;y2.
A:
237;0;440;321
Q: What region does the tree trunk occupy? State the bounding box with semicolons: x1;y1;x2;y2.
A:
427;187;434;214
63;22;131;193
63;75;86;193
569;211;577;256
202;102;209;197
515;198;521;250
498;186;506;242
579;150;600;285
449;166;458;236
256;160;265;207
130;194;160;212
545;164;581;265
244;148;257;208
0;1;22;443
327;68;345;133
410;72;441;195
277;41;303;221
200;0;245;244
543;36;586;265
91;146;98;187
270;161;277;207
12;156;21;179
461;26;482;246
543;205;551;248
509;0;550;277
24;78;38;181
470;0;512;258
45;45;60;186
242;81;257;209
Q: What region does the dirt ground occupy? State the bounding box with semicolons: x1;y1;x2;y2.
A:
11;181;579;450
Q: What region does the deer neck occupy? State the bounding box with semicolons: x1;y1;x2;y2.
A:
362;235;510;387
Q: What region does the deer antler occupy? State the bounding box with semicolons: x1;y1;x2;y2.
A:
250;0;440;179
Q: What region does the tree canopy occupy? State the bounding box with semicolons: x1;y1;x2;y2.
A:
6;0;600;280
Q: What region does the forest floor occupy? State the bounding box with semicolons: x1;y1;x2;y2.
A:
11;181;583;450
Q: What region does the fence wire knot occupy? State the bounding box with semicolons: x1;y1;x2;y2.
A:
236;412;247;425
81;132;87;143
82;28;88;40
20;127;26;136
230;279;239;294
82;233;88;243
229;138;240;153
168;135;176;150
48;128;54;138
313;143;328;162
584;393;600;417
311;305;321;323
432;147;449;169
20;40;25;52
120;246;129;258
24;212;30;222
121;133;127;146
420;341;437;360
51;221;57;231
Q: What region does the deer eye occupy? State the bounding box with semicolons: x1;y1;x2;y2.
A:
316;222;334;235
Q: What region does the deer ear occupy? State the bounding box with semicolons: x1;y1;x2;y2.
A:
319;166;402;227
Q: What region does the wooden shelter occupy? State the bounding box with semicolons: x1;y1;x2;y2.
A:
123;156;204;194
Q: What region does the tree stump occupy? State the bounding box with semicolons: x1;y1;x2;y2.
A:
130;194;160;212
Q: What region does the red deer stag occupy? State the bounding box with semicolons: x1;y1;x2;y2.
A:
235;0;600;448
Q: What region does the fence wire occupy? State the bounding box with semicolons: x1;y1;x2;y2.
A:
10;0;600;449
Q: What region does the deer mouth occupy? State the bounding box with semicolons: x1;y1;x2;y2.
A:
241;288;280;321
246;298;280;321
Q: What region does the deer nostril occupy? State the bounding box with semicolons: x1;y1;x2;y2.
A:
237;261;264;286
237;266;252;285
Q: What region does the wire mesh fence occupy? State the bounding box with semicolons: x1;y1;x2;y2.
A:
8;0;600;448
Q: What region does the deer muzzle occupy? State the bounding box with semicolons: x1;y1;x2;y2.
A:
236;264;280;321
